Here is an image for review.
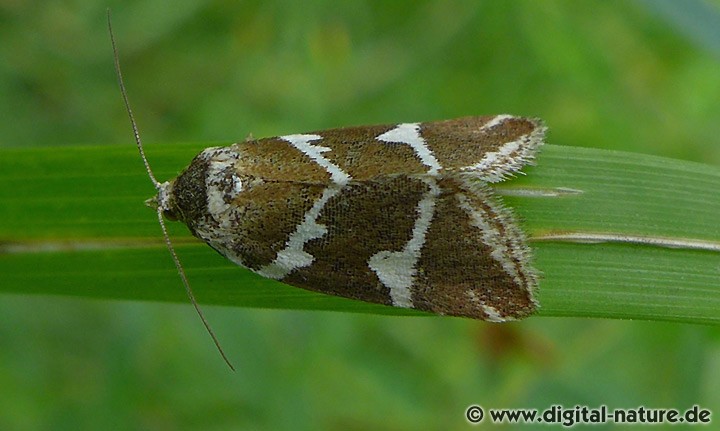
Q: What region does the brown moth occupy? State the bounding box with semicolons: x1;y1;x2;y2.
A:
151;116;544;322
108;11;543;369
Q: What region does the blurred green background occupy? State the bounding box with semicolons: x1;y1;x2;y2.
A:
1;0;719;429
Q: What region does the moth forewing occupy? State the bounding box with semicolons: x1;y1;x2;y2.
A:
161;116;544;322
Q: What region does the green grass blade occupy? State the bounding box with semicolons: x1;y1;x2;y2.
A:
1;143;718;324
504;146;720;324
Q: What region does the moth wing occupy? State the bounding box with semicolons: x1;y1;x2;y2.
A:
279;176;431;306
419;116;546;182
411;173;538;321
268;173;538;322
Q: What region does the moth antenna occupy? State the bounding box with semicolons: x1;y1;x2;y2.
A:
107;9;159;188
108;9;235;371
156;208;236;371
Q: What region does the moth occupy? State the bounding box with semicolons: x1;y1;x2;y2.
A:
153;116;544;322
108;12;543;369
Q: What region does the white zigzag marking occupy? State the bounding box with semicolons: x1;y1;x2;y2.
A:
281;134;351;184
460;115;544;183
461;139;525;182
478;114;514;132
377;123;442;175
370;123;444;307
257;185;343;280
258;134;351;279
368;178;440;308
455;193;523;287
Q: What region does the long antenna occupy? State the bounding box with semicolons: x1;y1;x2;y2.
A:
108;9;235;371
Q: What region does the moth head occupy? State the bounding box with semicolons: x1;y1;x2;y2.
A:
145;181;179;221
147;151;216;226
